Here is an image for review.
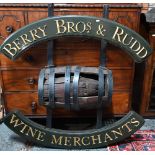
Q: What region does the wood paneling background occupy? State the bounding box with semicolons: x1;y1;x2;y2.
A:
0;4;142;118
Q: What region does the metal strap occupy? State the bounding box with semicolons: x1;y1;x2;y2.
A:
100;5;109;67
96;67;104;128
107;70;113;103
49;67;55;108
73;66;81;110
96;110;103;128
47;42;54;66
96;5;109;128
102;69;113;107
46;68;54;128
65;66;71;110
46;3;54;128
46;109;52;128
98;66;104;109
48;3;54;16
47;3;54;67
38;69;45;105
103;4;109;19
100;41;107;66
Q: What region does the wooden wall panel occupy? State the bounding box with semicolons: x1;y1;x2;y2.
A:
109;9;140;31
0;10;25;44
2;69;40;91
0;4;141;118
4;92;46;116
27;11;47;23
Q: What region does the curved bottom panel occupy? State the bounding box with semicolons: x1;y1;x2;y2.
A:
1;110;144;149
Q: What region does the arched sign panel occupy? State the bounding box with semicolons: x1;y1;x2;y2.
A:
0;15;152;149
1;110;144;149
0;15;152;62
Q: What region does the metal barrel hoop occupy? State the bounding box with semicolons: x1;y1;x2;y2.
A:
73;66;81;111
98;66;105;109
38;68;46;105
107;69;113;104
48;67;55;109
64;66;71;110
103;67;113;106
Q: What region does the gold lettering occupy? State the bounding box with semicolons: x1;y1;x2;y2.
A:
25;126;38;137
112;26;148;59
36;131;46;142
3;44;17;57
122;34;134;46
20;34;32;45
64;136;72;146
29;29;41;41
20;123;28;133
73;137;81;146
51;135;63;145
81;137;90;146
86;22;92;32
37;25;47;37
122;122;132;132
130;117;140;127
111;128;123;139
130;40;141;51
75;21;86;33
55;20;67;34
10;114;24;127
112;26;124;42
12;39;21;50
91;134;102;145
136;47;148;58
67;22;76;33
104;133;113;142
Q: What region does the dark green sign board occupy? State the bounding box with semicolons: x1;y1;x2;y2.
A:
1;110;144;149
0;15;152;62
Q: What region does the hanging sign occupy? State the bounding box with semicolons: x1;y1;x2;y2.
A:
0;15;152;62
0;15;152;149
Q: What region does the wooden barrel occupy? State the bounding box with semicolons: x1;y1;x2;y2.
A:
38;66;113;110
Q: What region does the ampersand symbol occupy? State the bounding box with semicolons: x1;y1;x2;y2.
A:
96;24;106;36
